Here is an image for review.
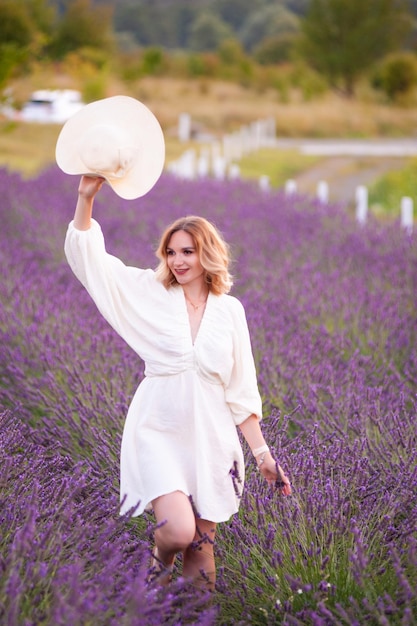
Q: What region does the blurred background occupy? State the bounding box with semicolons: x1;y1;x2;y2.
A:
1;0;417;213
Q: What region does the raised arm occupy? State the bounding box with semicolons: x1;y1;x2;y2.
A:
73;175;105;230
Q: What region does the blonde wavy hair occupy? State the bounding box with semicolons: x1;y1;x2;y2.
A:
155;215;233;295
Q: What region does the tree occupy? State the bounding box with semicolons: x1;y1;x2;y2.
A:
254;33;298;65
373;52;417;101
0;1;34;48
114;1;185;48
285;0;310;15
188;12;233;52
0;1;36;87
217;38;246;65
48;0;114;58
240;5;300;52
26;0;55;36
213;0;263;32
298;0;413;96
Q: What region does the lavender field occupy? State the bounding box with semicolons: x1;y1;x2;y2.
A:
1;166;416;625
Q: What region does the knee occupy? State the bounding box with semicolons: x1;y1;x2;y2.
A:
156;520;196;553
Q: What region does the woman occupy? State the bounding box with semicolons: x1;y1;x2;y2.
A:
64;175;291;590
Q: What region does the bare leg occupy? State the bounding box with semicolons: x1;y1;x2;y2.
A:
183;518;217;591
152;491;196;571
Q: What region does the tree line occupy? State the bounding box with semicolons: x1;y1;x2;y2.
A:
0;0;416;100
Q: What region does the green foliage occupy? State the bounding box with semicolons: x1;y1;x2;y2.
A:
113;4;154;47
254;33;298;65
188;11;233;52
237;148;320;188
78;76;103;104
213;0;264;32
0;1;34;47
141;47;166;76
290;62;328;100
215;39;257;83
368;158;417;216
286;0;310;15
0;44;27;88
110;0;304;50
240;5;300;52
47;0;114;59
0;1;39;86
64;45;110;72
217;38;245;65
25;0;55;35
115;53;142;83
236;57;254;87
372;52;417;102
298;0;414;95
0;0;54;66
186;52;221;78
2;0;416;99
115;2;199;48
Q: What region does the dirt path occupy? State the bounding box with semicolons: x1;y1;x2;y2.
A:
272;138;415;206
292;156;406;205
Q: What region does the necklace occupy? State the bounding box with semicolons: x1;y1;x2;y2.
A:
185;296;208;311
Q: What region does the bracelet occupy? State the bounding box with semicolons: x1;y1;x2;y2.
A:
252;444;269;458
257;451;268;468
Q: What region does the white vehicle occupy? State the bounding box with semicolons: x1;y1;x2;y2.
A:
20;89;85;123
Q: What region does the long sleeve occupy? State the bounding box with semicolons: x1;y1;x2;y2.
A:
64;219;169;361
224;297;263;425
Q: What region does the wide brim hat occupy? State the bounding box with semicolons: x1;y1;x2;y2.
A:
55;95;165;199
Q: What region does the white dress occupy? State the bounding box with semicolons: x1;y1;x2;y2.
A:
64;219;263;522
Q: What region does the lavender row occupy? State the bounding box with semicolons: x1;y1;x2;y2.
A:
0;167;416;624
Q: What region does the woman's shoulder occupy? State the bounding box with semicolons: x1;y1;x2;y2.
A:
216;292;246;316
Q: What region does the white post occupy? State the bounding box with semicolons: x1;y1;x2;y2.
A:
317;180;329;203
228;163;240;180
197;149;210;178
222;135;232;163
251;120;262;151
176;149;196;179
267;116;276;141
259;175;270;192
167;161;179;176
226;132;239;161
211;142;222;172
178;113;191;142
240;127;251;155
401;196;413;233
285;179;297;196
213;155;226;180
355;185;368;225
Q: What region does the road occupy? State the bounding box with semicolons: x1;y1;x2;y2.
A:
273;138;415;205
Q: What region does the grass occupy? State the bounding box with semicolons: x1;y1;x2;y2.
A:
237;148;320;188
0;117;322;187
8;67;417;136
2;72;417;204
0;118;189;178
0;120;62;178
368;157;417;215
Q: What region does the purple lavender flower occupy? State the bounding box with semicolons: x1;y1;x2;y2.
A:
0;166;416;624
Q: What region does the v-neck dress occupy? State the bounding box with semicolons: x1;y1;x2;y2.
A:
64;219;263;522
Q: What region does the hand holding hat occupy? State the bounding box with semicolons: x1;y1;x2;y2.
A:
55;95;165;200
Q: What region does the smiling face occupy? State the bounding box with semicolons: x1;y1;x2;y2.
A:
166;229;205;287
155;215;232;295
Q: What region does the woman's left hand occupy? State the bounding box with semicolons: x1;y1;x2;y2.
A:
258;452;292;496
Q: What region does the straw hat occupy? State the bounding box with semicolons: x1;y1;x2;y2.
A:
55;95;165;199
